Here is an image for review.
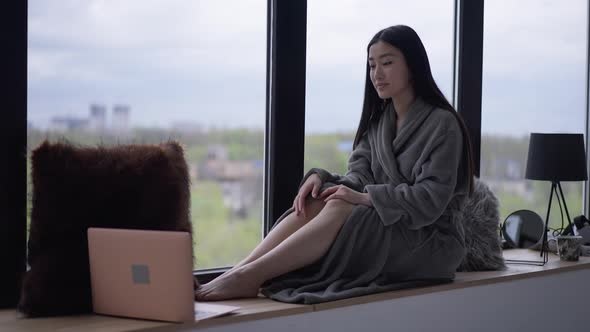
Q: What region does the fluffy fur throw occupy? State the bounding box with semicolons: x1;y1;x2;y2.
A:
18;141;192;317
456;178;506;272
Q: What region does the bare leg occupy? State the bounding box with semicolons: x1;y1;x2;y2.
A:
195;199;354;301
221;197;326;275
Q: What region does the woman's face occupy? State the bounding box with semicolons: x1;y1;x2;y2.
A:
368;41;413;99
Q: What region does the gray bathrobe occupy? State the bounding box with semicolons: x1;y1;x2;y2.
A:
261;97;469;304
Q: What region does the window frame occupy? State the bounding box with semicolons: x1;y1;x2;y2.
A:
194;0;308;284
454;0;484;177
585;0;590;216
263;0;307;238
0;0;27;309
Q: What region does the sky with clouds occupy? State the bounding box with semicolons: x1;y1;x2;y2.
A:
28;0;588;136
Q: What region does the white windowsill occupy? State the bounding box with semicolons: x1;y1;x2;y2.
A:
1;249;589;332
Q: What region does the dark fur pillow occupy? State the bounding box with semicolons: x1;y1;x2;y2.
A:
18;141;192;317
456;178;506;272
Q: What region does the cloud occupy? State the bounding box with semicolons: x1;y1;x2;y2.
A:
306;0;454;66
27;0;588;136
28;0;266;82
28;0;267;129
482;0;587;75
304;0;455;133
29;0;265;48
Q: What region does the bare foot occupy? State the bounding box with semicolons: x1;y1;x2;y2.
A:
194;267;262;301
218;261;244;278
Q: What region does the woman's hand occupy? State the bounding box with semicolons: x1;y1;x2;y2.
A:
293;173;322;217
318;185;373;207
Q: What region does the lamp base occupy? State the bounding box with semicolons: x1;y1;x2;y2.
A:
504;250;548;266
505;181;571;266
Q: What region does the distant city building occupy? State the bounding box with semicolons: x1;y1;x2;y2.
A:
198;145;263;218
207;145;229;161
47;102;132;133
112;104;130;133
49;116;89;132
89;103;107;132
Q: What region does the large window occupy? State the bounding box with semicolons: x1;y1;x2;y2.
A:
27;0;267;270
304;0;455;174
481;0;587;228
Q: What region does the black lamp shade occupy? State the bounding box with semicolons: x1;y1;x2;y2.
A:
525;133;588;181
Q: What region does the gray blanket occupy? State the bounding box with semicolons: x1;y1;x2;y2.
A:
261;98;469;304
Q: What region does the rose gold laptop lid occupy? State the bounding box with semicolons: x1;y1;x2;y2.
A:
88;228;194;323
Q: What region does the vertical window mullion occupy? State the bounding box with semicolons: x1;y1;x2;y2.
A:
585;0;590;216
455;0;484;177
0;0;28;309
264;0;307;235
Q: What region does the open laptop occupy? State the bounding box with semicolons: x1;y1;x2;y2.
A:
87;227;238;323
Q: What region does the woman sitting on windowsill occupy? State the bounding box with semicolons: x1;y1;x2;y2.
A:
195;25;475;304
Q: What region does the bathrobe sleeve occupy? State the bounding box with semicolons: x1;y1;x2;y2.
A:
364;129;463;229
301;134;374;193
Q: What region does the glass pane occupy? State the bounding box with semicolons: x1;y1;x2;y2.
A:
481;0;587;231
27;0;266;270
305;0;455;180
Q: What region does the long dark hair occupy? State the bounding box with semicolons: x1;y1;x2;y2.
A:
353;25;474;194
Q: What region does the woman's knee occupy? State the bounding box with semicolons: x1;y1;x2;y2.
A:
303;197;326;219
324;198;354;213
287;197;326;225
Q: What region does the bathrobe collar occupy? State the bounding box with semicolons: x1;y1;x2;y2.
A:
372;97;435;185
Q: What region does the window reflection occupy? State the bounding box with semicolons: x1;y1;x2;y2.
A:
304;0;455;185
481;0;587;229
27;0;266;270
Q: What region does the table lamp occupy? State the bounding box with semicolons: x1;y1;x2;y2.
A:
525;133;587;264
